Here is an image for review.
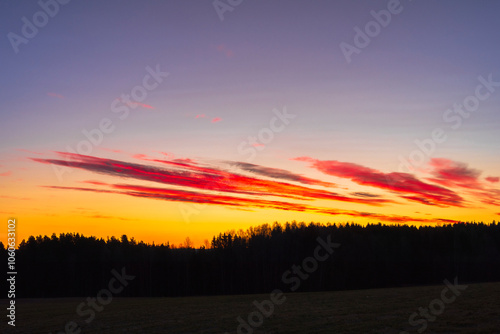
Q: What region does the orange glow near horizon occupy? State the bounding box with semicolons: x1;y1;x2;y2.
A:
1;150;498;248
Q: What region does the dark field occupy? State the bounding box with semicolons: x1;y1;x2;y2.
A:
3;282;500;334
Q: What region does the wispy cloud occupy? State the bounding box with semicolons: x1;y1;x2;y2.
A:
153;151;175;159
294;156;464;207
226;161;337;188
426;158;500;206
351;192;381;198
32;152;393;207
42;183;455;225
79;180;108;186
212;117;222;123
486;176;499;183
118;98;154;109
427;158;481;189
31;152;495;223
132;153;150;161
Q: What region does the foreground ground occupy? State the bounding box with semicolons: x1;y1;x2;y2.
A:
2;281;500;334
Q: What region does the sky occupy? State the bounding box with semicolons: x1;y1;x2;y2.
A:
1;0;500;247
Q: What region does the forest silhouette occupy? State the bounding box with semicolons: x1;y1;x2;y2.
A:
2;221;500;298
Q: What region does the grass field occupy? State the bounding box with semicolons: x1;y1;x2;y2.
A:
3;282;500;334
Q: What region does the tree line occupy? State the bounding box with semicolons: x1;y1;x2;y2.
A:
1;221;499;298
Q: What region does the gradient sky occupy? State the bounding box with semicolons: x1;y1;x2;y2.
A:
1;0;500;247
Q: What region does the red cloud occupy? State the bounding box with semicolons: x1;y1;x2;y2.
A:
173;158;196;164
195;114;206;119
32;152;393;207
426;158;500;206
227;161;337;188
153;151;175;159
486;176;499;183
294;156;464;207
135;156;391;205
0;171;12;177
118;98;154;109
427;158;481;189
132;153;150;161
212;117;222;123
43;184;454;225
80;180;108;186
134;102;154;109
134;152;188;164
